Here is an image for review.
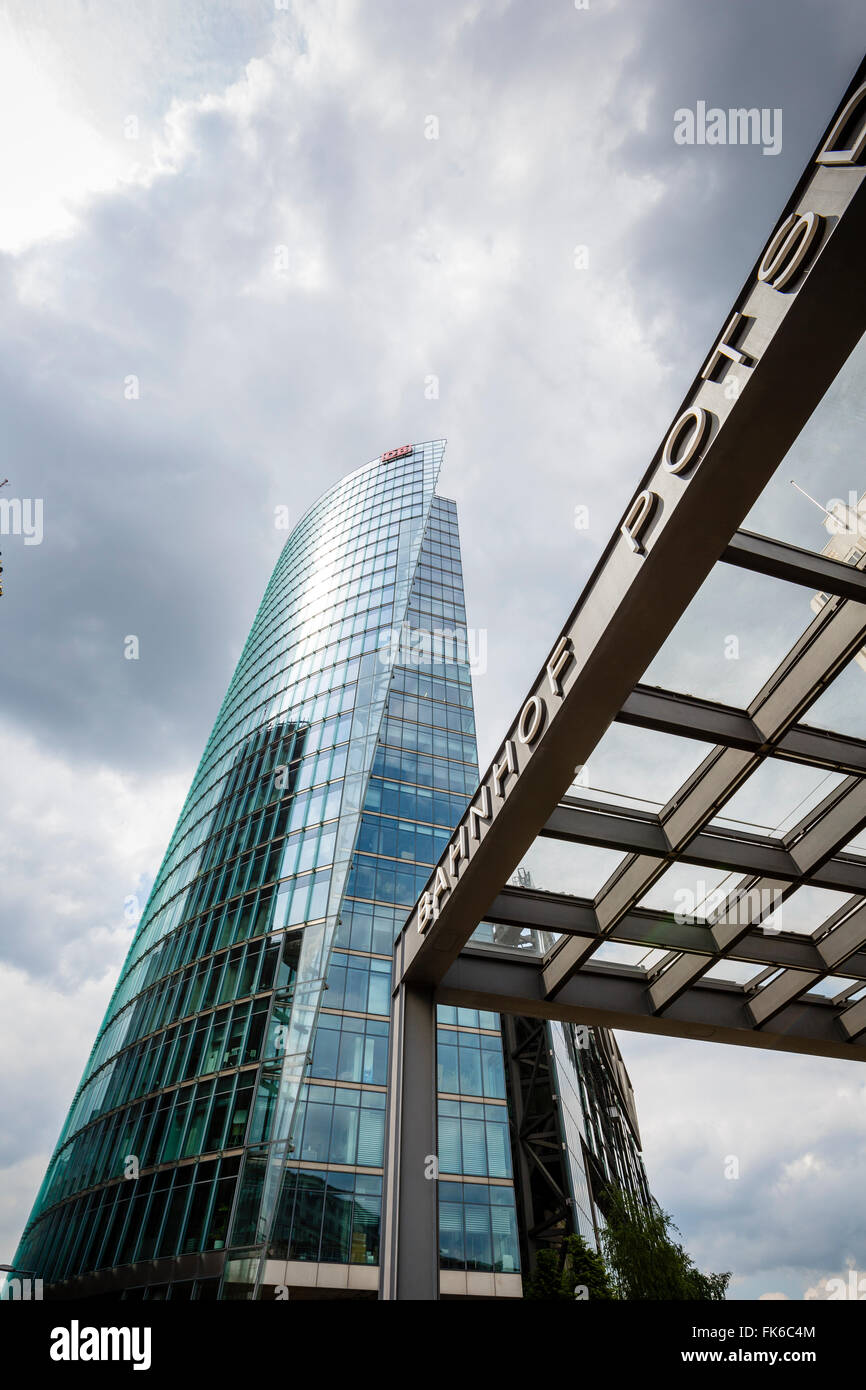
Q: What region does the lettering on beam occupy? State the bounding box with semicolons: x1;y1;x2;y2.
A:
409;67;866;943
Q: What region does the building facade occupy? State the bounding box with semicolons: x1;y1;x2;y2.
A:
810;488;866;671
11;440;648;1300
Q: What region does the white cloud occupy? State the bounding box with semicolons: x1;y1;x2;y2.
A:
0;14;124;251
804;1265;866;1300
779;1152;826;1186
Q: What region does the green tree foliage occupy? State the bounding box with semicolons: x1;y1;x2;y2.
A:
523;1190;731;1301
523;1233;615;1301
601;1188;730;1301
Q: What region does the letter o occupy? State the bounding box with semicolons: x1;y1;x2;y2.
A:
816;81;866;165
758;211;822;291
517;695;546;745
661;407;711;476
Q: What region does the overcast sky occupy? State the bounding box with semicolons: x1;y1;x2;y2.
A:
2;0;866;1301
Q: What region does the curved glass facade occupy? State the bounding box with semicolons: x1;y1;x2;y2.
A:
13;439;524;1297
12;437;646;1300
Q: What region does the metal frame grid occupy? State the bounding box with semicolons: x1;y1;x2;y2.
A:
381;57;866;1298
496;528;866;1054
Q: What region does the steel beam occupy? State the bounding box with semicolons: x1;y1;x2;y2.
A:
817;899;866;970
397;75;866;994
617;685;866;776
748;969;823;1026
746;884;866;1027
500;1015;573;1267
617;686;762;751
437;949;866;1063
379;982;439;1300
722;529;866;602
543;591;866;999
382;68;866;1298
839;995;866;1040
486;885;866;979
541;798;866;894
788;775;866;871
781;726;866;778
648;777;866;1013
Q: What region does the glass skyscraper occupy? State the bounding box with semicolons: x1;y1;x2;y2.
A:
11;440;648;1300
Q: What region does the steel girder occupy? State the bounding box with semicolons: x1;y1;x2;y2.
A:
542;588;866;999
438;948;866;1060
382;59;866;1303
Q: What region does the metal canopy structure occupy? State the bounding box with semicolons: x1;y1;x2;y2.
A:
381;59;866;1299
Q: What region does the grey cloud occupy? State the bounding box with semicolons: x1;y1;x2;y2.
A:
2;0;865;1287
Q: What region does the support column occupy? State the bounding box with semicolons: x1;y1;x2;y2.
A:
379;980;439;1300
